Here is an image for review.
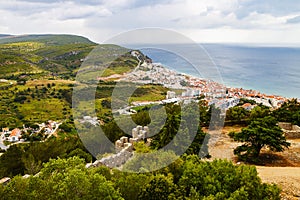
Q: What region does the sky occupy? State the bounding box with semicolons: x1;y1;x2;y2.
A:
1;0;300;45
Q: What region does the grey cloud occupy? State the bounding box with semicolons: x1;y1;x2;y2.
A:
287;16;300;24
16;0;101;5
58;12;95;21
16;0;171;7
16;0;177;11
1;0;300;44
130;0;174;8
58;8;111;20
0;0;112;21
235;0;300;19
0;1;57;15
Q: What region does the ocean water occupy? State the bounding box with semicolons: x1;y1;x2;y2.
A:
135;44;300;99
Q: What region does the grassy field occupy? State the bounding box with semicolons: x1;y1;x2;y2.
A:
101;66;132;77
129;85;168;103
18;98;67;122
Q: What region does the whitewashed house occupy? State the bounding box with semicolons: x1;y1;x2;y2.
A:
8;128;21;142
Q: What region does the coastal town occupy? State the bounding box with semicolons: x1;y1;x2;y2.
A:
112;51;288;115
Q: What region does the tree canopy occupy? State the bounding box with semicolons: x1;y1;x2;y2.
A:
0;156;281;200
272;98;300;125
0;157;123;200
229;116;290;162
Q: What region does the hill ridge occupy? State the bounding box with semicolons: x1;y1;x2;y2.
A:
0;34;96;45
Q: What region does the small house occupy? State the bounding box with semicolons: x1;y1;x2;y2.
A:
8;128;21;142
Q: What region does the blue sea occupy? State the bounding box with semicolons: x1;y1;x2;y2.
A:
129;44;300;99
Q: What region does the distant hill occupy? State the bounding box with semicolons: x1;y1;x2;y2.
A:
0;34;95;45
0;34;11;38
0;34;141;79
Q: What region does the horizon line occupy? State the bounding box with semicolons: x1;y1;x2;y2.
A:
1;33;300;48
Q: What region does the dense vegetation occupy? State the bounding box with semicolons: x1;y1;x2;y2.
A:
1;93;293;198
149;103;209;156
225;98;300;126
272;98;300;126
0;156;281;200
0;80;73;128
0;136;92;178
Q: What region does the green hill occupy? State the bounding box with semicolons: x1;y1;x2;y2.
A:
0;34;95;45
0;34;140;79
0;34;144;128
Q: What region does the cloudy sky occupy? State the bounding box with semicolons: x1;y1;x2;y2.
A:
1;0;300;44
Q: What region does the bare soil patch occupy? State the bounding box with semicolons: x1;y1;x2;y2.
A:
257;166;300;200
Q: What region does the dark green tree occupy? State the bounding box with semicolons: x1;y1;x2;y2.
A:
226;106;249;124
0;145;25;178
151;104;181;149
178;156;281;199
112;171;151;200
272;98;300;125
198;96;210;127
229;116;290;162
249;105;270;121
138;174;178;200
131;110;151;126
0;157;123;200
237;98;256;106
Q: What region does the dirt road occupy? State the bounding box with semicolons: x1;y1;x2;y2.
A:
257;166;300;200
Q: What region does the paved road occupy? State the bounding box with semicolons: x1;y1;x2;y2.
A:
0;142;8;150
45;122;62;141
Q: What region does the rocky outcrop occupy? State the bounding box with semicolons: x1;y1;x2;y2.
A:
278;122;300;139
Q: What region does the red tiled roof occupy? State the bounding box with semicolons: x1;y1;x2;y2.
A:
242;103;252;108
10;128;21;137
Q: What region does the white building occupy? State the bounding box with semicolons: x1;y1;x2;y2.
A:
8;128;21;142
182;88;200;97
166;91;176;99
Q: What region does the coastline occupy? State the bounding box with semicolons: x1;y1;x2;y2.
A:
122;55;289;109
139;44;300;99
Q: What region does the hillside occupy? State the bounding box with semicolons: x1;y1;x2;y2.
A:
0;34;11;38
0;34;148;128
0;34;95;45
0;34;141;79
